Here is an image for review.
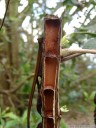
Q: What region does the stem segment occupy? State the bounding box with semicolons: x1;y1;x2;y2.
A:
42;15;61;128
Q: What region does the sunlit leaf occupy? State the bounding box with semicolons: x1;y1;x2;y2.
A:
60;105;69;112
90;91;96;100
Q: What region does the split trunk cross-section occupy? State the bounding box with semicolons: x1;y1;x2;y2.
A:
42;16;61;128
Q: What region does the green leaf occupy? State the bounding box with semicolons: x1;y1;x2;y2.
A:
0;118;5;126
83;91;88;98
74;32;96;37
60;105;69;112
61;35;69;48
3;112;19;122
83;38;96;49
1;107;10;118
21;110;27;123
90;91;96;100
5;120;18;128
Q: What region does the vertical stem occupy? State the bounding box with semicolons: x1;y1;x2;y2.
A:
42;15;61;128
94;93;96;125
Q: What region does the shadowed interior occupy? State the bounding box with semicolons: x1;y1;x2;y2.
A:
43;89;54;116
45;118;54;128
45;19;60;55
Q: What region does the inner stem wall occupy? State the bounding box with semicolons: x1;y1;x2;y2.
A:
42;15;61;128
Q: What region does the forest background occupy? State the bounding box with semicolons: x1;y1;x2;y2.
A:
0;0;96;127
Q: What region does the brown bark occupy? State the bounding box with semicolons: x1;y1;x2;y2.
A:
27;38;43;128
6;0;19;71
42;15;61;128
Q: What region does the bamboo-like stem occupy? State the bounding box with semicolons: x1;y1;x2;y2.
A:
42;15;61;128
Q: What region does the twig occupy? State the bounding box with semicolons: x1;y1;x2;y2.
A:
70;0;83;9
82;7;93;26
7;95;15;109
61;53;82;62
0;61;13;87
60;48;96;57
0;73;34;95
10;73;34;93
0;0;10;30
0;90;8;95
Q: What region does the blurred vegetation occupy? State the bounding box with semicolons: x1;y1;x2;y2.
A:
0;0;96;127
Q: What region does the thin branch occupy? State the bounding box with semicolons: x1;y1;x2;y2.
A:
0;90;8;95
7;95;15;109
61;53;82;62
0;61;13;87
9;73;34;93
70;0;83;9
60;48;96;57
0;0;10;30
0;73;34;95
82;7;93;26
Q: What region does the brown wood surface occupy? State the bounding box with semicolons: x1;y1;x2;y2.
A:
42;15;61;128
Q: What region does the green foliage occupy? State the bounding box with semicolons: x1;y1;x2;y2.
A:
60;119;68;128
78;105;88;113
83;38;96;49
61;35;70;48
83;91;96;102
0;108;41;128
68;90;81;103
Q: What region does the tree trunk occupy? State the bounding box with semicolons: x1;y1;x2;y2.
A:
0;0;20;108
